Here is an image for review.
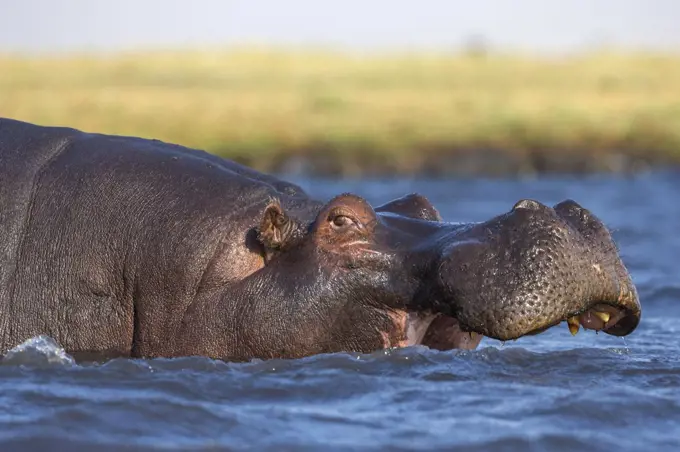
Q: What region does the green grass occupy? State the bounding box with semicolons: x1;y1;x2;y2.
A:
2;48;680;175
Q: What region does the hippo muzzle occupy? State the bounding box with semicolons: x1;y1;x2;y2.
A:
434;199;641;341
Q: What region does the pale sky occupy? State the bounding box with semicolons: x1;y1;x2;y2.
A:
1;0;679;54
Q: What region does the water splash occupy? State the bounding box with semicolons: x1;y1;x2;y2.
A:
1;335;75;367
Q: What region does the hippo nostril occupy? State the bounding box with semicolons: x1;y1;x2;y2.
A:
554;199;589;222
512;199;544;211
554;199;584;213
553;198;615;247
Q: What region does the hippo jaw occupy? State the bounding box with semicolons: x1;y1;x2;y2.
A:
431;198;641;343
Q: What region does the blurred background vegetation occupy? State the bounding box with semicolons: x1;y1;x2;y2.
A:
2;1;680;177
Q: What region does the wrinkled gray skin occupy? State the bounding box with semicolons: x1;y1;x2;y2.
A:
0;118;641;362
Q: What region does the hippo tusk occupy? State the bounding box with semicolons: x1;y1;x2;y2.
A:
567;316;580;336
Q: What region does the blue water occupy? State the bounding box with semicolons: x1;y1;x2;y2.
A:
1;171;679;451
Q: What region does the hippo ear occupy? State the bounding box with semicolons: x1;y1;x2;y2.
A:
258;201;296;250
376;193;442;221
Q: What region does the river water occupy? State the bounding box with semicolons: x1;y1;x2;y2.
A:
1;171;678;451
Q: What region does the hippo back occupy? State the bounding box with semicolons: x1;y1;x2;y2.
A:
0;118;312;357
0;119;81;349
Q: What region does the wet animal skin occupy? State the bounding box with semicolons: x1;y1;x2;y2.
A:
0;118;641;361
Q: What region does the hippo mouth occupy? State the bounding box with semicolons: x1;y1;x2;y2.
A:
523;302;641;338
389;311;483;350
396;297;641;351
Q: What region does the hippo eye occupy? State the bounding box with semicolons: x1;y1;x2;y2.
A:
328;212;359;232
327;206;362;233
332;215;354;228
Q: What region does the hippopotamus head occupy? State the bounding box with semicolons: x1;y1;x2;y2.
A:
255;192;640;352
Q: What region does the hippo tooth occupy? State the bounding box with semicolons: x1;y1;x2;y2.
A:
593;311;610;324
567;316;580;336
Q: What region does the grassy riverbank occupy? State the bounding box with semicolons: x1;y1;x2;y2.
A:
2;48;680;176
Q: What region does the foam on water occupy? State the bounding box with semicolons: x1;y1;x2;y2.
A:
2;335;75;367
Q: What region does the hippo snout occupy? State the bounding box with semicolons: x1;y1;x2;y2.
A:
435;198;641;341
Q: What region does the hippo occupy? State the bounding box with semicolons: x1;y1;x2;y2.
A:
0;118;641;362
